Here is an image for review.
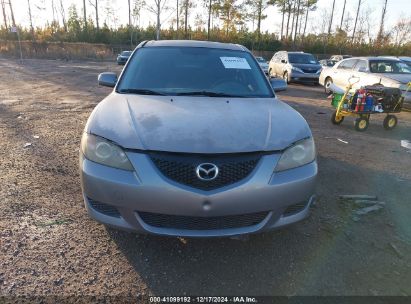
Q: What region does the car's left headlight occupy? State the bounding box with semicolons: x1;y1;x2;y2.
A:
275;138;316;172
81;133;134;171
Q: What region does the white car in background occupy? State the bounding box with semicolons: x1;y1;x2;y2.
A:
255;56;269;75
319;57;411;107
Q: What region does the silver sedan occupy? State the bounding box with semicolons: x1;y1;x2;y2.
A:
80;40;317;237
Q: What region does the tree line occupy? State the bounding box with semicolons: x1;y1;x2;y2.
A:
0;0;410;56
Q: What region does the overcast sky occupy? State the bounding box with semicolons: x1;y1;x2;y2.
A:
8;0;411;38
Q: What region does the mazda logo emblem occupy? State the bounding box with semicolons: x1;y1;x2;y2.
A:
196;163;219;181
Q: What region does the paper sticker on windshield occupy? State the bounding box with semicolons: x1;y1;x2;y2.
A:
220;57;251;69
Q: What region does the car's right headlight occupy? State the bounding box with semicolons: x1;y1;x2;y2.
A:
81;133;134;171
292;66;304;73
275;138;316;172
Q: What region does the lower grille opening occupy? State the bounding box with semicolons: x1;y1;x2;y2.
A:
283;202;307;216
138;211;269;230
88;198;121;218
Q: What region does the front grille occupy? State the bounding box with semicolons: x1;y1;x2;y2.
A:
149;151;262;191
88;198;121;218
283;202;307;216
138;211;269;230
301;68;318;74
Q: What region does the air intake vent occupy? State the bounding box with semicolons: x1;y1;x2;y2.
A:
283;202;307;216
138;211;269;230
88;198;121;218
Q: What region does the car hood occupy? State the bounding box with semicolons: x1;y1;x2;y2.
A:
86;93;311;153
376;73;411;84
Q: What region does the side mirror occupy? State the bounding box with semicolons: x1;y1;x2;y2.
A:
270;77;287;92
358;67;367;73
98;72;117;87
281;59;287;64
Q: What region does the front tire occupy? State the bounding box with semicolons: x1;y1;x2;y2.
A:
331;111;344;125
354;117;369;131
325;77;333;94
269;68;275;78
383;115;397;130
283;71;290;84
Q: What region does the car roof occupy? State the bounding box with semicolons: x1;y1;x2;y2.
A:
142;40;247;51
377;56;411;61
287;51;308;54
342;56;401;61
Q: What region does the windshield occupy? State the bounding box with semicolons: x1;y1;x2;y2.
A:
255;57;266;63
117;47;274;98
288;53;318;64
121;51;132;56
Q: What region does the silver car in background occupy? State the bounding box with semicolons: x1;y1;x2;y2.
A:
255;56;269;74
117;51;132;65
330;55;352;62
269;51;322;84
80;40;317;237
319;57;411;107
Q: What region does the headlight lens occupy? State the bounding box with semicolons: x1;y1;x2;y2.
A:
275;138;316;172
292;66;303;73
81;133;134;171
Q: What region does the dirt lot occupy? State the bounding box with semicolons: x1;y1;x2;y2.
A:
1;58;411;300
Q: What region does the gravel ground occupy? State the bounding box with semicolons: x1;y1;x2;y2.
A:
1;58;411;300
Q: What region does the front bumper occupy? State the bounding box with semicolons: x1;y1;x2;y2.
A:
80;152;317;237
290;71;320;82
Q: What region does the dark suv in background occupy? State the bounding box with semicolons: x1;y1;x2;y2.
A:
269;51;322;84
116;51;132;65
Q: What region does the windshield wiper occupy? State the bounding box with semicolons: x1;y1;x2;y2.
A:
117;88;166;95
175;91;242;97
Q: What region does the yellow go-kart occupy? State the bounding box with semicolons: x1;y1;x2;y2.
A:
330;78;410;132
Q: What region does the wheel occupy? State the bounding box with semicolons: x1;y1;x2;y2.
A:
269;68;274;78
283;71;290;84
354;117;369;131
383;115;397;130
324;77;333;94
331;111;344;125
